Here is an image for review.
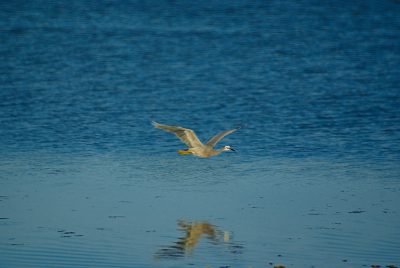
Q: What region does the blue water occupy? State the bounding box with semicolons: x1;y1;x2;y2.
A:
1;1;400;267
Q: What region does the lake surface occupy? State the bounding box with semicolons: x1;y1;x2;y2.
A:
1;1;400;267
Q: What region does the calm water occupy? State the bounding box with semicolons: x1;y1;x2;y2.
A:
1;1;400;267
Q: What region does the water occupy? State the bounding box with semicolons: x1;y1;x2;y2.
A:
1;1;400;267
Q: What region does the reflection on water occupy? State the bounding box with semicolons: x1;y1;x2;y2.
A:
1;0;400;267
155;220;243;259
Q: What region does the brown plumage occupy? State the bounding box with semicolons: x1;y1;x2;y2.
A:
152;121;238;158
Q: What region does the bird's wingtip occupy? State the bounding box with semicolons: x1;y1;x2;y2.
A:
236;123;245;130
152;121;162;129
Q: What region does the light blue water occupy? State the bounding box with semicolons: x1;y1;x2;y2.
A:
1;1;400;267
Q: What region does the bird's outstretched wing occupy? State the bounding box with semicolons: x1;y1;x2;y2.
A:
152;121;204;148
206;128;239;148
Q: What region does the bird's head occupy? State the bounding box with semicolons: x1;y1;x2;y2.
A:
223;145;235;152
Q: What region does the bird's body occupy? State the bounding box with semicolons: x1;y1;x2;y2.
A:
152;121;238;158
177;147;224;158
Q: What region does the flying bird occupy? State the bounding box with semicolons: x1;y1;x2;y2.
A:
152;121;238;158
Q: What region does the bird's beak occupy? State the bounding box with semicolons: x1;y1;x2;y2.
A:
230;147;236;152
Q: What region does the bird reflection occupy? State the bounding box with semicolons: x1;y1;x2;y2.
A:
154;220;243;259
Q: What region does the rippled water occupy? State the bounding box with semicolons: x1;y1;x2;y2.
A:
1;1;400;267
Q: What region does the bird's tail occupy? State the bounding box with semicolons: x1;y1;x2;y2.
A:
178;149;191;155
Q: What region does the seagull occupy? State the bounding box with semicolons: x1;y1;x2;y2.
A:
152;121;238;158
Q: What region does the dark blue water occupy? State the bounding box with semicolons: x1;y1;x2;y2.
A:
1;1;400;267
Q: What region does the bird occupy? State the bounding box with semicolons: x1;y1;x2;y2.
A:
152;121;238;158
